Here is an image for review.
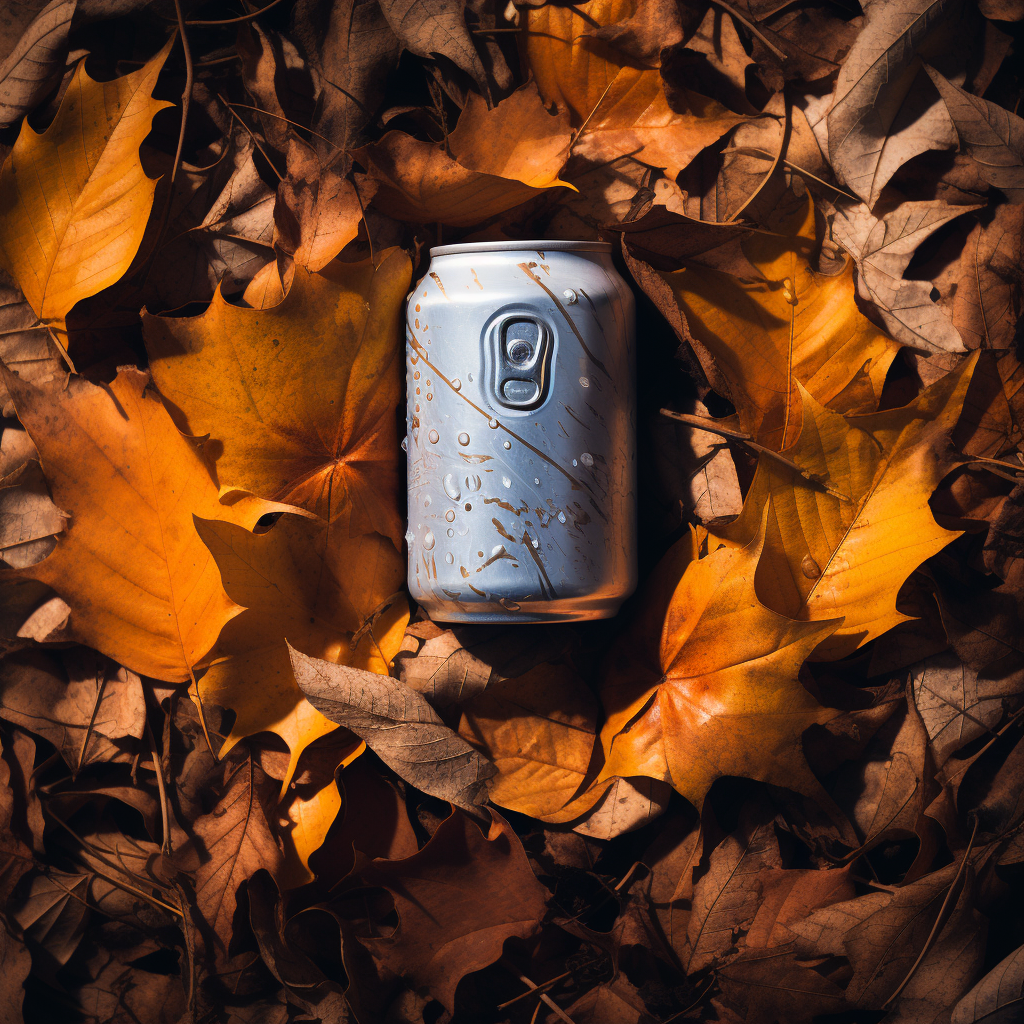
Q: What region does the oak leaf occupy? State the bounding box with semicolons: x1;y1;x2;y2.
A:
144;254;411;547
715;355;979;659
196;512;406;792
356;82;573;226
654;197;900;450
0;368;278;682
598;517;839;808
522;0;746;180
0;39;173;328
359;809;548;1011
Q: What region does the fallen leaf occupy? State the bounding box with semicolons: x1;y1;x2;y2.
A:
686;805;782;971
13;869;90;965
827;0;963;205
144;255;411;547
0;0;75;128
911;652;1023;767
196;512;406;791
598;516;839;807
830;197;979;352
951;941;1024;1024
0;459;65;569
0;268;60;418
191;756;284;963
0;38;173;328
378;0;509;101
654;196;901;449
523;0;747;180
0;648;145;771
290;645;497;812
715;356;979;658
571;776;671;839
0;736;34;904
985;481;1024;589
0;368;277;682
926;64;1024;203
582;0;688;67
359;809;548;1011
357;81;573;226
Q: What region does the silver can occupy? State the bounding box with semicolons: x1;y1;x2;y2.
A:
405;240;636;623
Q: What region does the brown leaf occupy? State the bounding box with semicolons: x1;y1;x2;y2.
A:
685;805;782;971
986;482;1024;589
0;0;74;128
0;459;65;569
290;645;497;812
191;757;284;963
951;941;1024;1024
0;649;145;771
359;809;548;1010
0;736;34;904
12;869;90;965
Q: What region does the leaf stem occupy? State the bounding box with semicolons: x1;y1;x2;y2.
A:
145;718;174;856
710;0;787;60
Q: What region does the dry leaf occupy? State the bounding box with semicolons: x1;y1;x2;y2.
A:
951;942;1024;1024
0;0;75;128
0;38;173;327
1;368;277;682
144;254;411;547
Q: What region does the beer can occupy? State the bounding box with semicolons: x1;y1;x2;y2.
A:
405;240;637;622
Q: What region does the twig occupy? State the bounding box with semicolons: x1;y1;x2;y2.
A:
497;970;573;1010
222;100;343;153
75;661;107;777
882;816;979;1008
171;3;193;188
726;125;785;224
570;78;616;149
710;0;787;60
508;969;579;1024
218;96;284;182
145;719;173;856
161;0;291;26
659;408;851;500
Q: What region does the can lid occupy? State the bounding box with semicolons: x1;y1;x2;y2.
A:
429;239;613;257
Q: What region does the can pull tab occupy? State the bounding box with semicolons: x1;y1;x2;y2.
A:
493;316;551;409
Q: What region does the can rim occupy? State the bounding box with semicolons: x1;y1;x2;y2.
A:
429;239;613;257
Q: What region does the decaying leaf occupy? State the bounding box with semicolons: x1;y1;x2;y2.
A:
144;254;411;547
0;38;173;328
290;645;496;812
0;0;75;128
951;942;1024;1024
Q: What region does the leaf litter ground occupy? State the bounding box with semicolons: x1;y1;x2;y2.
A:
0;1;1023;1023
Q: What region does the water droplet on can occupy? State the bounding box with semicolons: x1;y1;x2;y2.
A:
534;477;540;485
445;508;456;522
579;376;590;388
531;536;539;548
414;370;420;379
451;378;461;391
491;544;506;557
445;552;454;564
557;511;567;523
562;288;578;304
423;496;431;507
503;440;512;450
488;417;498;429
457;432;470;446
401;436;409;451
442;474;462;500
572;458;577;467
467;372;474;382
447;528;454;537
465;473;481;492
427;429;439;444
422;530;435;550
404;531;414;545
502;475;511;488
457;521;469;536
580;452;594;467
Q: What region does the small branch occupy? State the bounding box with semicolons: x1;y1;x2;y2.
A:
659;408;850;500
497;970;572;1010
181;0;290;26
571;78;616;149
145;718;173;856
171;2;193;188
710;0;787;60
507;968;579;1024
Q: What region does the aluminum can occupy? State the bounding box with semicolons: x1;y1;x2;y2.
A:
405;240;636;623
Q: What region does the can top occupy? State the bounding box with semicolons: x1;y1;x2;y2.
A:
429;239;613;257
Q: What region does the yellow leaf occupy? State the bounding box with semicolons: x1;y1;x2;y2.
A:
143;254;411;548
196;513;408;791
714;353;980;660
657;196;901;450
457;662;599;821
0;40;174;327
356;82;573;227
523;0;745;179
598;514;839;808
0;368;275;682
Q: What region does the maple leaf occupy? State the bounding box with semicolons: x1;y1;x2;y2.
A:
597;516;840;808
356;81;574;227
653;196;900;450
359;809;549;1011
143;254;411;548
0;368;278;682
0;38;173;329
195;512;407;791
715;353;979;659
522;0;747;180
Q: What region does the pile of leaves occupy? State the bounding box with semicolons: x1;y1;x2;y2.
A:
1;0;1023;1021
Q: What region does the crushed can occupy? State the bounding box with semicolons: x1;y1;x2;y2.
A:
405;240;636;622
